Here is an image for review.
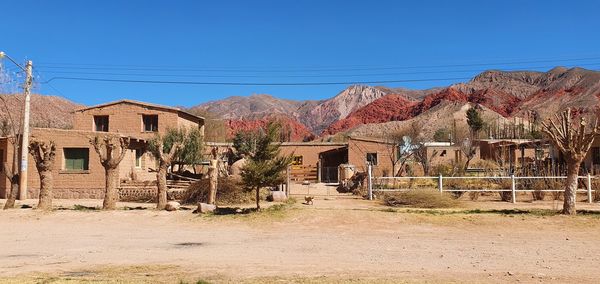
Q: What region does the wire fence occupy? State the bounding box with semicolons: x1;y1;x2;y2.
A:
366;164;597;203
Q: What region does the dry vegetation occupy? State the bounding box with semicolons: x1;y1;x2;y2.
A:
383;190;459;208
181;177;269;205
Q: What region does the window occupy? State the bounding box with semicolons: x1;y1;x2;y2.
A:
64;148;89;171
366;153;378;165
135;149;143;168
292;155;303;165
143;115;159;132
94;115;109;132
0;149;3;172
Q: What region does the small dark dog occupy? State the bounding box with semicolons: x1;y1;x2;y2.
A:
304;195;314;205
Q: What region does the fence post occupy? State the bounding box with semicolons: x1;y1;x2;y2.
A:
367;163;373;201
286;165;291;197
317;161;322;183
438;174;443;195
587;174;592;204
511;174;516;204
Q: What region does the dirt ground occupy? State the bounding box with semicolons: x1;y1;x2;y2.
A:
1;197;600;284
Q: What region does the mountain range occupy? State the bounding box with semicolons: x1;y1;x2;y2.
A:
2;67;599;141
193;67;600;140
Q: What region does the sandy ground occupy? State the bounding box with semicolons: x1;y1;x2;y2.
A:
1;197;600;283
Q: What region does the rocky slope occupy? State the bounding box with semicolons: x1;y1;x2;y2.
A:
192;85;400;135
226;114;315;142
324;67;600;136
0;94;83;132
348;101;511;139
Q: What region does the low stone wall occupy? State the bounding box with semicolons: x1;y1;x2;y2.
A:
27;187;105;199
25;186;186;201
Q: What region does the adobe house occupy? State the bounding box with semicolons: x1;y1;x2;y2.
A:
423;142;481;170
478;139;549;172
0;100;204;199
73;99;204;139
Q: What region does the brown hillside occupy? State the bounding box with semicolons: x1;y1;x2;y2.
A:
0;94;82;131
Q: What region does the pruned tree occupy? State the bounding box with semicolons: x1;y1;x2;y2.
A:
207;147;219;205
90;135;131;210
383;132;413;177
413;144;439;176
541;108;599;215
239;122;292;210
3;136;20;210
28;139;56;210
0;95;21;210
148;131;184;210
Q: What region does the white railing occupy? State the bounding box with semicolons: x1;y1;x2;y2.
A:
365;164;597;204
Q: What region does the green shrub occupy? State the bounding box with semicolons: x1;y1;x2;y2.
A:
383;190;459;208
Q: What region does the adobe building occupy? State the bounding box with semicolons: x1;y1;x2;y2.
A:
0;100;204;199
478;139;549;171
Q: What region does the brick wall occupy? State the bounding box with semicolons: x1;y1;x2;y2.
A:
0;128;157;199
73;102;202;140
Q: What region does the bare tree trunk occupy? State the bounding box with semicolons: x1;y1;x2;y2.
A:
255;186;260;210
563;162;580;215
103;167;119;210
207;159;218;205
3;176;19;209
37;170;53;210
156;165;168;210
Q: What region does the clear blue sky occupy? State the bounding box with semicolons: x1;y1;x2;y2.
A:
2;0;600;107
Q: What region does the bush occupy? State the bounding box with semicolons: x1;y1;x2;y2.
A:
181;177;267;205
383;190;459;208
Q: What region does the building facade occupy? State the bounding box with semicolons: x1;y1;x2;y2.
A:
0;100;204;199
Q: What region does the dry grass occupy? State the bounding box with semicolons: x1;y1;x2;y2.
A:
180;177;268;205
383;190;460;209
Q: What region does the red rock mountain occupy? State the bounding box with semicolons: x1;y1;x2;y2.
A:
226;114;315;142
323;67;600;136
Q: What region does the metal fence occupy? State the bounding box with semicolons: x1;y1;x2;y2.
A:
365;164;597;204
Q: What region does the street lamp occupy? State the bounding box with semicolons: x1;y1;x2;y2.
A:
0;51;33;200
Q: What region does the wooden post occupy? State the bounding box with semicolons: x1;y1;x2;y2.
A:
438;174;443;195
18;60;33;200
286;165;291;197
317;160;322;183
587;174;592;204
511;174;516;204
367;163;373;200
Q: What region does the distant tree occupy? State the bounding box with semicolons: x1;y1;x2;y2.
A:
433;128;451;142
466;105;485;138
239;122;292;210
167;127;204;173
90;135;130;210
232;129;260;159
541;108;599;215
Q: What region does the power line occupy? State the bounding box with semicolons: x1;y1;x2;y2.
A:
41;76;473;86
35;63;600;79
35;56;600;73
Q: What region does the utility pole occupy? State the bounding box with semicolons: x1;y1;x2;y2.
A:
18;60;32;200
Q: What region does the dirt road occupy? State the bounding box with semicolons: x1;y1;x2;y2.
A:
1;199;600;283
